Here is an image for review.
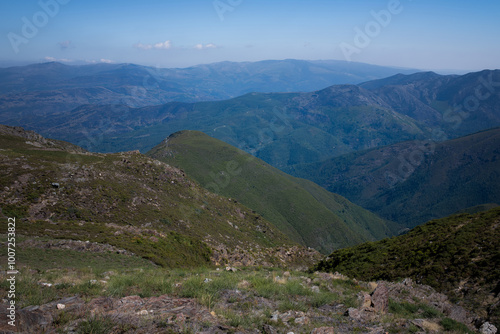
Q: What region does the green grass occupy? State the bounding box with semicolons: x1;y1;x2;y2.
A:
147;130;395;254
0;264;478;333
0;131;299;273
15;246;156;272
388;300;441;319
308;291;339;307
440;318;474;333
76;315;118;334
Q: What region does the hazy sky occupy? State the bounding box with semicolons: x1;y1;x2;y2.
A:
1;0;499;71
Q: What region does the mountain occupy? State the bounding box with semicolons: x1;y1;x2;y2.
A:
0;124;320;268
147;130;396;254
0;59;418;96
34;84;432;167
286;127;500;228
360;70;500;137
4;69;499;172
311;206;500;328
2;64;499;172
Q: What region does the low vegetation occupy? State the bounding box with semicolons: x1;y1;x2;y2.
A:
0;247;477;333
0;127;313;270
148;130;395;253
312;206;500;328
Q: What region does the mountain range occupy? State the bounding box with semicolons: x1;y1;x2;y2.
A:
1;64;498;172
1;58;499;332
0;59;417;132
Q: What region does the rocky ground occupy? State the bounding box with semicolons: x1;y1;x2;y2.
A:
1;268;495;334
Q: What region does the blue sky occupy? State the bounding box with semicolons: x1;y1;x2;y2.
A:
1;0;499;71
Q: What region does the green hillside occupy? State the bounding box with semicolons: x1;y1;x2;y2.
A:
288;127;500;228
312;206;500;327
0;125;316;269
147;130;396;254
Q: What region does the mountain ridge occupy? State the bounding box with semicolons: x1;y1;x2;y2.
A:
286;127;500;228
0;124;320;268
2;69;498;172
147;130;396;254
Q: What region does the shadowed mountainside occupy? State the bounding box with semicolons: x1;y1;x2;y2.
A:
286;127;500;228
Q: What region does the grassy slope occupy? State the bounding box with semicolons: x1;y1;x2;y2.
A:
0;129;298;269
312;206;500;327
288;127;500;228
147;130;395;254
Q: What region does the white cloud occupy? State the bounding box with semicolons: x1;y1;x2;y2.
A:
154;41;172;49
134;40;172;50
134;43;152;50
84;59;115;64
194;43;218;50
44;56;72;62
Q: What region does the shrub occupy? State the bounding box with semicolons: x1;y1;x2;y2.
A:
440;318;474;333
77;315;116;334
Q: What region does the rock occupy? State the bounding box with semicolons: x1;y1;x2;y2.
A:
284;271;291;277
137;310;149;316
281;311;297;322
262;324;278;334
199;325;232;334
360;292;372;309
412;319;442;333
294;316;309;325
441;302;469;324
237;280;251;289
371;284;389;313
480;322;498;334
368;282;378;291
345;307;361;319
17;306;53;333
311;327;335;334
332;272;349;280
366;326;386;334
311;286;320;293
56;304;65;310
402;278;413;286
204;278;213;283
